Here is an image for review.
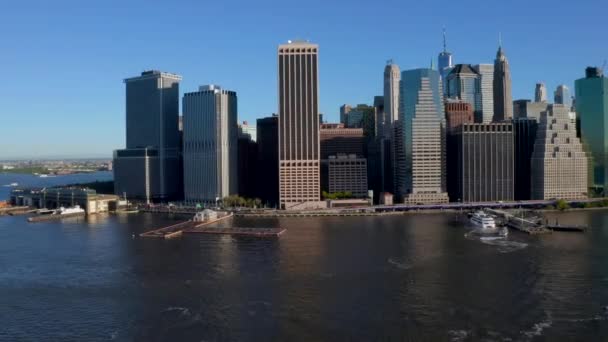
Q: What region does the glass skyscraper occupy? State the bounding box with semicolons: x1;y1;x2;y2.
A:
445;64;481;121
554;84;572;108
576;67;608;193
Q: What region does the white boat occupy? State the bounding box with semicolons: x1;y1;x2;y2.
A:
55;205;85;215
470;211;496;229
39;174;49;178
499;227;509;237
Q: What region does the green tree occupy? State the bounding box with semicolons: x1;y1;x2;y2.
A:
555;199;570;211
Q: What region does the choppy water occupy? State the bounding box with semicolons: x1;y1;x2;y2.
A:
1;210;607;341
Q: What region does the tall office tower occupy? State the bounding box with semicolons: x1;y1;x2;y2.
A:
473;64;494;123
453;123;514;202
183;85;238;202
339;104;352;125
373;96;385;139
554;84;572;107
278;40;321;209
513;118;538;200
576;67;608;194
256;115;279;207
383;61;401;138
531;104;588;199
535;83;548;103
493;43;513;122
513;99;549;120
237;133;258;199
445;100;474;200
445;64;482;121
113;70;182;203
438;28;454;95
397;68;449;204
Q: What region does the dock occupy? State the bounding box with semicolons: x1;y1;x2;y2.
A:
27;212;86;222
183;226;286;237
547;224;588;232
0;206;31;216
488;209;552;235
139;213;234;239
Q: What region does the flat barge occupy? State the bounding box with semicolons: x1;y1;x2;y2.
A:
183;227;286;237
27;212;85;222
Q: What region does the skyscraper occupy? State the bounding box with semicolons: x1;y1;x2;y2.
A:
396;68;449;204
383;61;400;138
453;123;514;202
493;43;513;122
113;70;182;202
339;104;352;125
256;115;279;207
278;40;320;209
531;104;587;199
513;118;538;200
535;82;548;103
473;64;494;123
576;67;608;194
445;64;481;121
554;84;572;107
438;28;454;94
183;85;238;202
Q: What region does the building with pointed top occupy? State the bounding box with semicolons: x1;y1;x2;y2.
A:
383;61;400;139
438;28;454;94
446;64;482;121
493;43;513;122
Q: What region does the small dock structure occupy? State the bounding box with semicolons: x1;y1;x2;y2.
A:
547;224;588;232
27;212;85;222
487;209;552;235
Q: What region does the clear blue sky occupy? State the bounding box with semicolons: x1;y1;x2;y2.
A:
1;0;606;159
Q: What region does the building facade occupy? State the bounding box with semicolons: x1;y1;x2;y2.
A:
554;84;572;108
534;82;548;103
513;118;538;200
445;100;474;200
278;41;321;208
183;85;238;202
473;64;494;123
327;154;368;198
531;104;588;199
113;70;182;202
575;67;608;194
513;99;549;121
340;104;352;125
383;61;401;139
256;115;279;207
453;123;514;202
493;45;513;122
397;68;449;204
446;64;481;121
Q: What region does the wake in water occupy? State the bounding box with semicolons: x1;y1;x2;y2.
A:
464;230;528;253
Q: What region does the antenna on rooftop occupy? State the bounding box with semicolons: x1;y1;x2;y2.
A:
443;27;447;52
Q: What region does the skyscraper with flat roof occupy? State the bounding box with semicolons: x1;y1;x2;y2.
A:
554;84;572;108
113;70;182;202
183;85;238;202
396;68;448;204
256;115;279;207
576;67;608;194
531;104;587;199
473;64;494;123
535;83;548;103
278;40;321;209
493;43;513;121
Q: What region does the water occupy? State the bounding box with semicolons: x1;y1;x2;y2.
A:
0;171;113;200
1;210;607;341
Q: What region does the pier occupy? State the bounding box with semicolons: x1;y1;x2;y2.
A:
140;213;234;239
487;209;552;235
183;227;286;237
547;224;588;232
0;206;32;216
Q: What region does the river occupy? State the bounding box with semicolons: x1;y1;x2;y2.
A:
0;171;113;200
0;207;607;341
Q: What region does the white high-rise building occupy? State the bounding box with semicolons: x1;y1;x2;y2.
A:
531;104;587;199
183;85;238;202
383;61;400;138
473;64;494;123
535;82;548;103
398;68;449;204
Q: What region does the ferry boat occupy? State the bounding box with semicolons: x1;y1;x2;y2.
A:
56;205;85;216
3;182;18;187
470;211;497;229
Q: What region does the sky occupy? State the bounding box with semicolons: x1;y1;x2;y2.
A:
0;0;606;159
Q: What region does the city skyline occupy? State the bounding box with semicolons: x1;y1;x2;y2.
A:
1;0;607;159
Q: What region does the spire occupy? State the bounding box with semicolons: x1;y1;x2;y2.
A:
442;27;447;53
431;58;435;70
498;32;502;48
